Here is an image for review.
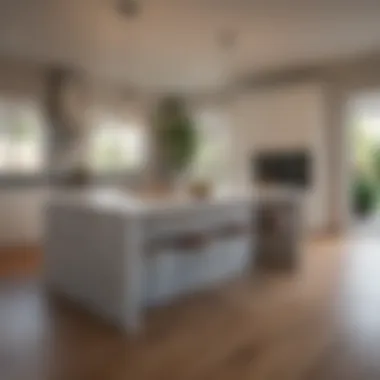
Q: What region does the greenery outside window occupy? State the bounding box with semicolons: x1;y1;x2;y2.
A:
87;115;146;175
0;101;45;175
192;110;231;183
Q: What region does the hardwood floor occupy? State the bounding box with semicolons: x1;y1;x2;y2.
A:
0;236;379;379
0;246;42;278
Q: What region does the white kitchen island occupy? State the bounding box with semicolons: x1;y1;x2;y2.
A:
44;189;256;333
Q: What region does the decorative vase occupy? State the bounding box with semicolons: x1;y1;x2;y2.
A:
188;180;212;200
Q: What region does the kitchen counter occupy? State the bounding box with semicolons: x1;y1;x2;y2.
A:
44;189;256;332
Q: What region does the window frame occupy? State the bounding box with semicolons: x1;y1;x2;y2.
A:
191;108;232;184
0;98;47;186
85;110;147;180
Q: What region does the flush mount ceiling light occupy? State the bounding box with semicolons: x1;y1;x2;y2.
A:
117;0;140;17
218;28;238;51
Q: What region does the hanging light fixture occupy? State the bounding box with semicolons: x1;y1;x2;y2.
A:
117;0;140;17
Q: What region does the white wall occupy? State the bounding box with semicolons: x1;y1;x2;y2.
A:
231;83;329;232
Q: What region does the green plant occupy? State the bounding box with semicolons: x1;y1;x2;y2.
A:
371;145;380;184
352;174;377;216
154;97;197;178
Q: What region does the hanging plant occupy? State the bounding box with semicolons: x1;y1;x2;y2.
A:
154;97;198;179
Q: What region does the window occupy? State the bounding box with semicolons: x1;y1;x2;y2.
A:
87;115;146;174
192;110;231;183
0;101;45;174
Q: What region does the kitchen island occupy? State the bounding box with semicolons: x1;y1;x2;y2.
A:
44;189;256;333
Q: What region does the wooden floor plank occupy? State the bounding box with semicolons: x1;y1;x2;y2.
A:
1;237;380;379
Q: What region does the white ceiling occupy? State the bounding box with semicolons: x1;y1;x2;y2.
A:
1;0;380;91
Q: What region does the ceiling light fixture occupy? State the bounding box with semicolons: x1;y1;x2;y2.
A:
117;0;140;17
218;28;238;51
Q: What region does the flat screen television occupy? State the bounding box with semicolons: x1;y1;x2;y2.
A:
254;150;311;188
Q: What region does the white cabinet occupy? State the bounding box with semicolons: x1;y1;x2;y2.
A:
45;191;255;332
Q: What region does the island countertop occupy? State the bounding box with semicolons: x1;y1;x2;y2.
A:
47;187;257;215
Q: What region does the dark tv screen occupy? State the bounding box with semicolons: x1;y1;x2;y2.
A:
254;151;311;187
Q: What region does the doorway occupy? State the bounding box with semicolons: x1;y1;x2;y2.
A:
349;92;380;237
